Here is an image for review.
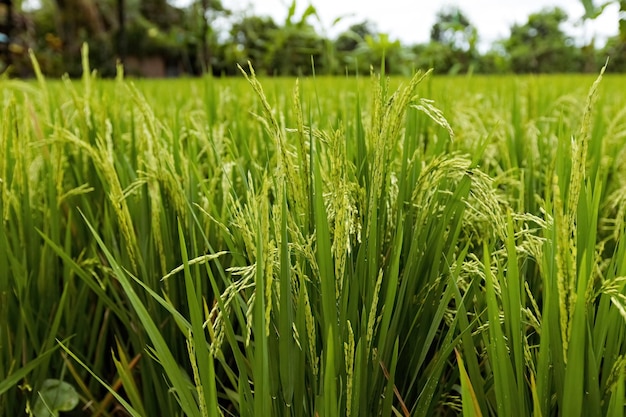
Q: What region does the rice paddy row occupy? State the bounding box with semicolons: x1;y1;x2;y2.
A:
2;52;626;416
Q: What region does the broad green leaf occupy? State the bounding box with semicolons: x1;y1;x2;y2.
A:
33;379;79;417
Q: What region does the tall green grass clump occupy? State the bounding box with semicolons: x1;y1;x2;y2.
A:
437;68;626;417
0;45;229;416
2;45;626;416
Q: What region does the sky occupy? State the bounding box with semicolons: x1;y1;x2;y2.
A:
198;0;621;51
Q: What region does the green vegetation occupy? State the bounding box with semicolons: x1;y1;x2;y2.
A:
2;48;626;416
2;0;626;76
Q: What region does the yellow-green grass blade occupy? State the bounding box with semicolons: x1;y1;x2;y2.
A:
529;373;542;417
322;324;339;417
449;245;488;414
311;129;340;366
502;213;528;415
376;220;403;360
202;262;254;417
80;211;201;416
36;229;127;322
562;255;591;417
253;212;271;417
483;243;517;417
536;197;564;413
0;347;57;396
112;339;147;417
413;310;470;417
607;364;625;417
278;188;296;407
58;341;143;417
350;338;365;417
455;349;483;417
381;339;400;417
177;220;219;417
412;280;456;377
32;281;72;390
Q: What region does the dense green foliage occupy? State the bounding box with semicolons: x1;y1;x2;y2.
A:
504;8;584;73
2;49;626;416
2;0;626;76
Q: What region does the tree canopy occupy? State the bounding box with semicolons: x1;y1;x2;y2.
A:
0;0;625;77
504;7;583;73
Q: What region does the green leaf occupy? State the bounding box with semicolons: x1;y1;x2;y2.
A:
483;243;517;417
580;0;613;19
33;379;79;417
0;346;58;396
58;342;144;417
323;326;338;417
562;256;589;417
455;350;482;417
177;220;219;417
79;211;201;416
607;364;625;417
286;0;297;25
300;4;319;25
112;340;147;417
278;188;295;406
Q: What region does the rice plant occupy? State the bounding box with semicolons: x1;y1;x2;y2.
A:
1;47;626;416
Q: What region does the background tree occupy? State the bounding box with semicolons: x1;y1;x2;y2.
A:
580;0;626;71
418;6;478;74
354;32;409;74
230;15;278;74
601;34;626;70
54;0;106;73
192;0;228;72
4;0;625;77
116;0;125;62
477;47;510;73
504;7;583;73
334;20;375;73
22;0;109;75
430;6;477;53
265;0;325;75
413;41;458;74
139;0;180;30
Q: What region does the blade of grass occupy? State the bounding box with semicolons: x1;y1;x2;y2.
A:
177;220;219;417
455;349;483;417
253;209;271;417
79;210;201;417
278;187;295;407
0;347;57;396
483;243;517;417
58;341;143;417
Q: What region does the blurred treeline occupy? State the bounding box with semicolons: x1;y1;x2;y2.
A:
2;0;626;77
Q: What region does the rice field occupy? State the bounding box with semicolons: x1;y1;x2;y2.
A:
2;49;626;416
